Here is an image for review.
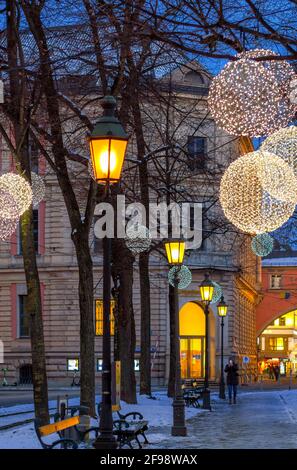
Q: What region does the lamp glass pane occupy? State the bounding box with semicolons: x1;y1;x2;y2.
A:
218;305;228;317
165;241;185;264
200;284;214;302
90;138;127;183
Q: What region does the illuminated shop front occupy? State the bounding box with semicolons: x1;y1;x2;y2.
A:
258;310;297;376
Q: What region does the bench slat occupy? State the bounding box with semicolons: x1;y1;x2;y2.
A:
39;416;80;437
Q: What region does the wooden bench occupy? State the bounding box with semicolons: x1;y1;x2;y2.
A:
182;385;203;408
97;403;149;449
34;416;80;449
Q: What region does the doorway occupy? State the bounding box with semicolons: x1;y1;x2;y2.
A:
19;364;33;385
180;337;204;378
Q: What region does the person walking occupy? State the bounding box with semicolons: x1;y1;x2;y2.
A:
225;358;239;404
274;365;280;382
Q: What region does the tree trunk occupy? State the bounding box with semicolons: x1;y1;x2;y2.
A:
21;209;50;424
167;284;176;397
139;251;151;395
112;238;137;403
6;0;49;425
72;230;95;416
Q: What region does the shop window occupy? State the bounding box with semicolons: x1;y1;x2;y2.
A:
95;299;115;336
270;274;282;289
269;337;284;351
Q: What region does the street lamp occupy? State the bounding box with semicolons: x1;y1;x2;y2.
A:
217;296;228;399
89;93;128;449
199;273;214;410
164;238;187;437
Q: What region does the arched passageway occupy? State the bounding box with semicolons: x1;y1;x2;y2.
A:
179;301;216;379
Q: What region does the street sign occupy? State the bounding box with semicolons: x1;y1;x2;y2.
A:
242;356;250;364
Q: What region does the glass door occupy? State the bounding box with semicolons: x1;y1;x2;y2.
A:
180;337;204;379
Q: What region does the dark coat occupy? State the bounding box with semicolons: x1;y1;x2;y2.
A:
224;363;239;385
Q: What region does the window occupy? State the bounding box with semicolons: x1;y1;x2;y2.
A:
279;317;286;326
187;136;206;171
184;71;204;85
270;274;282;289
29;136;39;174
67;359;79;371
95;299;115;336
18;295;30;338
269;337;284;351
97;359;103;371
18;209;39;255
134;359;140;371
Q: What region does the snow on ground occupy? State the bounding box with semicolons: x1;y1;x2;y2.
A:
0;391;202;449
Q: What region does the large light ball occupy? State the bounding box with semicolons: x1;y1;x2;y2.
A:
0;216;18;241
0;173;33;216
208;49;296;137
210;281;223;304
251;233;274;257
31;172;45;207
168;265;192;290
220;151;296;234
0;185;19;220
261;126;297;176
125;224;151;255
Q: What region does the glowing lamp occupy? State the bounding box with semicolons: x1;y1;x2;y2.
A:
217;296;228;317
89;94;128;184
164;239;185;265
199;273;214;304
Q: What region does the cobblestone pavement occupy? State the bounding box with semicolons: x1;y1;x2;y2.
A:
148;391;297;449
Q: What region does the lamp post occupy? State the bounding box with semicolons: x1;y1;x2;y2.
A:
164;239;187;437
217;296;228;400
89;93;128;449
199;273;214;410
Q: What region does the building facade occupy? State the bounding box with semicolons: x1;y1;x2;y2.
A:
0;63;260;387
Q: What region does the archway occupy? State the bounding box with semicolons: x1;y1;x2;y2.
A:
179;301;215;379
258;309;297;377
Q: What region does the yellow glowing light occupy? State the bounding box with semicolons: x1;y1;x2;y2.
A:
164;240;185;265
220;151;296;234
89;138;127;184
200;274;214;303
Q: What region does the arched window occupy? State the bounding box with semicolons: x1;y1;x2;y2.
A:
183;71;204;85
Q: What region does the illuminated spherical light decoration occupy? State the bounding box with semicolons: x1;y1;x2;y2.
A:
210;281;223;304
0;216;18;241
0;185;19;220
168;265;192;290
254;150;297;204
0;173;32;216
251;233;274;257
261;126;297;176
125;224;151;255
220;151;296;234
31;172;45;207
208;49;296;137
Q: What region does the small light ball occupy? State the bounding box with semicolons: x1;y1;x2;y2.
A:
220;151;296;234
125;224;151;255
168;265;192;289
31;172;45;207
0;173;32;216
261;126;297;176
208;49;296;137
210;281;223;304
251;233;274;257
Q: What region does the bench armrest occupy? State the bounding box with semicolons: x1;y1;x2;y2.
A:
121;412;144;421
79;426;100;439
50;439;78;449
